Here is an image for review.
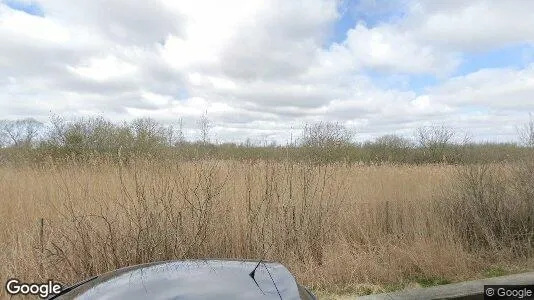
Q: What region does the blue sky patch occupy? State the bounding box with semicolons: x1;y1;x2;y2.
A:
407;75;440;93
362;70;439;94
327;5;356;45
453;44;531;77
176;88;189;100
3;0;44;17
327;0;408;45
325;1;532;97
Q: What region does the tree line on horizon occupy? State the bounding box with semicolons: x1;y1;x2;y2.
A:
0;114;533;165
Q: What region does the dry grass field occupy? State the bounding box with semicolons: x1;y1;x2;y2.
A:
1;158;533;298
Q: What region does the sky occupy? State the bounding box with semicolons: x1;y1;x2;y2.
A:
0;0;533;144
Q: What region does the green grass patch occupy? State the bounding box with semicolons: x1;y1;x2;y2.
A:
412;276;452;288
484;266;509;278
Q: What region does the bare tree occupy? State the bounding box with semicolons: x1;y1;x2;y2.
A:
415;125;455;162
161;118;187;147
0;120;7;147
243;137;253;148
44;115;126;152
518;113;534;147
300;121;353;148
461;131;474;146
0;118;43;147
176;118;186;145
164;125;176;147
130;117;167;150
46;114;68;146
374;134;412;148
416;125;455;149
197;112;211;145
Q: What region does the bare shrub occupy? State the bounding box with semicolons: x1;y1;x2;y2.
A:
435;163;534;257
1;115;533;165
130;117;168;152
370;134;413;163
174;118;186;146
518;113;534;148
300;121;353;148
375;134;412;149
197;112;212;145
30;160;229;280
298;121;355;163
38;116;170;159
416;125;455;162
1;160;485;297
416;125;454;148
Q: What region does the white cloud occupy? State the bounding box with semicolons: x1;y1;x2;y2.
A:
317;0;534;75
424;64;534;110
67;55;138;81
39;0;183;45
0;0;533;143
408;0;534;51
338;23;460;74
0;4;68;43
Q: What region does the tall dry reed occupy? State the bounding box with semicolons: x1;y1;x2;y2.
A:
0;159;532;298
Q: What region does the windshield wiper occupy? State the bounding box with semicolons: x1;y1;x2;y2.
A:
47;275;99;299
249;260;283;300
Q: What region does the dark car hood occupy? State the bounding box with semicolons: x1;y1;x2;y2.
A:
53;259;311;300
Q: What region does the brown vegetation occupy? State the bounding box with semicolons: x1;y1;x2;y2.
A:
1;116;533;166
1;158;533;298
1;116;533;298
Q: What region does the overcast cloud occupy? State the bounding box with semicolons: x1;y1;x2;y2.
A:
1;0;533;144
